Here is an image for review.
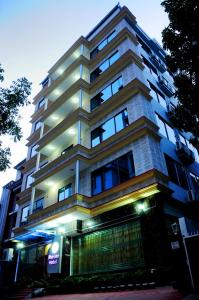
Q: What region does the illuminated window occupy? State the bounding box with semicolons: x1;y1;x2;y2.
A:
58;184;72;201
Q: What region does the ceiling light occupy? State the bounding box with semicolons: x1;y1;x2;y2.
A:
68;128;76;135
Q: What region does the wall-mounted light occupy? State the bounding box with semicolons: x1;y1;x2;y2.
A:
16;242;24;249
135;202;148;214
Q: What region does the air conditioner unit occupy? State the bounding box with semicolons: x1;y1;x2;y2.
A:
167;103;176;118
176;141;195;164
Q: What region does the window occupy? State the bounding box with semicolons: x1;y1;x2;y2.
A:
30;144;38;158
91;109;128;147
91;152;135;195
148;81;167;109
33;198;44;212
91;76;123;110
90;30;116;59
165;155;189;189
38;97;45;109
156;114;176;144
186;141;199;163
41;77;49;89
136;35;151;54
90;51;120;82
25;173;34;189
142;56;158;80
58;184;72;201
34;121;42;131
21;205;30;225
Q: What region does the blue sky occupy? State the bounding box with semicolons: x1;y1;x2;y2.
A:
0;0;169;195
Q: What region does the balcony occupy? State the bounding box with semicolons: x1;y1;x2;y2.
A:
158;75;175;97
150;54;166;73
43;89;90;129
176;141;195;164
49;43;90;81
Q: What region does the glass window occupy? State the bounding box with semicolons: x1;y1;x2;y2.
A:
92;174;102;195
30;144;38;158
98;39;107;51
99;60;109;73
38;97;45;109
26;173;34;189
33;198;44;212
58;184;72;201
157;92;167;109
91;152;135;195
102;118;115;141
107;30;116;43
176;164;189;189
112;77;123;94
165;123;176;144
34;121;42;131
156;114;167;137
109;51;120;65
165;155;179;185
101;85;112;102
115;110;128;132
21;205;30;224
179;134;187;146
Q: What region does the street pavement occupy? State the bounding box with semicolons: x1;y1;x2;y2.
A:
31;286;199;300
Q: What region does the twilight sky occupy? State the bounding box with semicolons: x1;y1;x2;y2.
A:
0;0;169;196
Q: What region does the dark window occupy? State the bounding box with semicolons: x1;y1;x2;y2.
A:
33;197;44;212
91;109;128;147
90;30;116;59
91;76;123;110
148;81;166;109
91;152;135;195
136;35;151;54
38;97;45;109
58;184;72;201
155;114;176;144
41;77;49;89
165;155;189;189
90;51;120;82
21;205;30;225
142;56;158;79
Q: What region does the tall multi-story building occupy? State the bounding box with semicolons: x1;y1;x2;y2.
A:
11;4;199;279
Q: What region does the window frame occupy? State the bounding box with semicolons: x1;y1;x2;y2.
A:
58;184;72;202
20;205;30;225
90;30;116;59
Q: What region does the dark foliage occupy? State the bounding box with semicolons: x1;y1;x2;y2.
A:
0;65;32;171
161;0;199;151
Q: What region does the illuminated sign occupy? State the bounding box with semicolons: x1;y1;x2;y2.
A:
47;236;63;274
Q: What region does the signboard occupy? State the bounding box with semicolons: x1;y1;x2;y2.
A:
47;235;63;274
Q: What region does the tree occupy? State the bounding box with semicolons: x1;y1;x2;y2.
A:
0;65;32;171
161;0;199;151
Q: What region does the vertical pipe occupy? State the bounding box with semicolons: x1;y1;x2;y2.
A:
75;160;80;194
14;250;20;282
78;120;81;145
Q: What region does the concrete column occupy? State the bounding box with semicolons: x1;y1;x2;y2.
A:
75;160;80;194
78;120;82;145
30;187;36;214
79;64;83;79
70;237;73;276
79;89;83;108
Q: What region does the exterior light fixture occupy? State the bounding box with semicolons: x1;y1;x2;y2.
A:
135;202;148;214
68;128;76;135
16;242;24;249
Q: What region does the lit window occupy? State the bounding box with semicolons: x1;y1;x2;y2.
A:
58;184;72;201
21;205;30;225
33;198;44;212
